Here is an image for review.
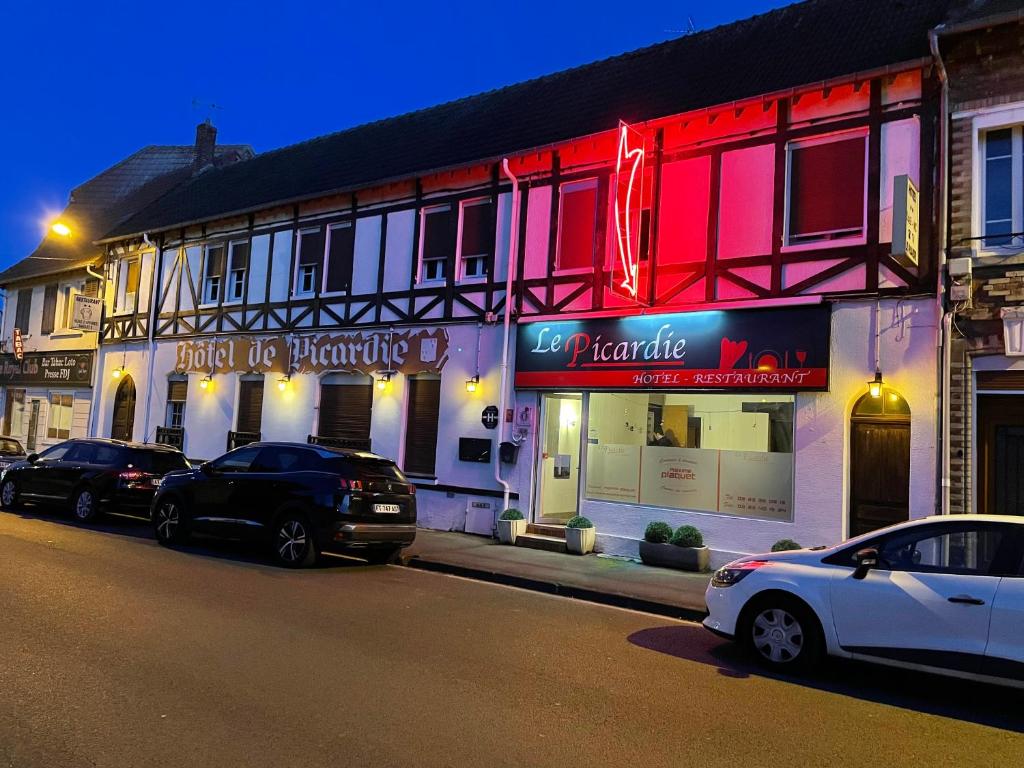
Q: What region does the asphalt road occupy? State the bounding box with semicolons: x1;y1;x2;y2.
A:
0;510;1021;768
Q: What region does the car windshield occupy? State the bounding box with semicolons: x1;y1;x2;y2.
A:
130;450;191;475
0;438;23;456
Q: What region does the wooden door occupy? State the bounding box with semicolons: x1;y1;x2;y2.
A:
111;376;136;442
978;395;1024;515
849;419;910;537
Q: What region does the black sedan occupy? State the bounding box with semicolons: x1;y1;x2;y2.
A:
0;439;191;522
151;442;417;567
0;436;26;472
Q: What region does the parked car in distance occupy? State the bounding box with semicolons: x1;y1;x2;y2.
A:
0;439;191;523
0;436;26;471
151;442;417;568
704;514;1024;689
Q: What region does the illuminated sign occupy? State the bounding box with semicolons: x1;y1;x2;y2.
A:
612;122;648;303
892;174;919;267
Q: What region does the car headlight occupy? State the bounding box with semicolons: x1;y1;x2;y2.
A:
711;560;771;588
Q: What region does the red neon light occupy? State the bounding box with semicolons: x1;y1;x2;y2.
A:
614;122;645;300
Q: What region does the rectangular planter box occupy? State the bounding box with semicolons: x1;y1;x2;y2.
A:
497;518;526;544
639;541;710;572
565;526;596;555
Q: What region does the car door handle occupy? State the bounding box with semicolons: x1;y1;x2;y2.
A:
947;595;986;606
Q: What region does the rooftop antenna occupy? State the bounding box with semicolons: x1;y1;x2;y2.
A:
664;16;698;36
191;98;225;122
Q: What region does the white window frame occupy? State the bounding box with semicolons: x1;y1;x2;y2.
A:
322;222;353;296
46;392;73;441
166;377;187;430
115;257;140;315
53;281;84;335
293;227;322;297
456;198;491;282
226;240;248;303
782;128;869;252
417;204;451;284
555;178;600;275
201;243;226;306
970;105;1024;257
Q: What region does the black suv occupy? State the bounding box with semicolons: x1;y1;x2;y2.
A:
151;442;417;567
0;439;191;522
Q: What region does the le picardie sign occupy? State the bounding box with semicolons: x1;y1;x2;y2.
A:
174;329;449;376
515;305;830;390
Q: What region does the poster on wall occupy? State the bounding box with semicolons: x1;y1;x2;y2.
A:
584;444;641;503
515;304;830;390
638;446;719;512
718;450;793;521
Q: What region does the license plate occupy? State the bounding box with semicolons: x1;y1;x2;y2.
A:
373;504;400;514
150;478;162;487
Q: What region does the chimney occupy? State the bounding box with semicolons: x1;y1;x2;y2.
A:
193;120;217;174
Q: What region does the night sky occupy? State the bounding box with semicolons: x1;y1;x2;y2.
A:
0;0;787;271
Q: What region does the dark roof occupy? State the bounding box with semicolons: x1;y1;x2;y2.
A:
943;0;1024;29
104;0;961;241
0;144;251;285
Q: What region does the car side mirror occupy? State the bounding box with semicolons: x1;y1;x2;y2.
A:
26;453;38;464
852;547;879;580
199;462;214;476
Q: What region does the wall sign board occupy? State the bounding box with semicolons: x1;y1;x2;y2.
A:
0;351;94;387
515;304;830;390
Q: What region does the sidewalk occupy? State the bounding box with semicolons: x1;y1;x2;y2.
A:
403;529;709;621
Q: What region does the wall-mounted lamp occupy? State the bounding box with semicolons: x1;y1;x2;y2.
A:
377;372;392;391
277;375;290;392
465;375;479;394
111;365;125;380
200;374;213;391
867;369;883;399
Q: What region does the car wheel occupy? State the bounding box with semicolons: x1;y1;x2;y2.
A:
153;499;189;547
742;595;823;671
72;488;100;523
1;478;19;510
273;514;318;568
364;546;403;565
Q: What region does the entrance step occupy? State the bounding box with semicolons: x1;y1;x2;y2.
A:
514;533;567;553
526;524;566;539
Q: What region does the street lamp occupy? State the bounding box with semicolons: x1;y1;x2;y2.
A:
867;369;883;399
51;221;71;237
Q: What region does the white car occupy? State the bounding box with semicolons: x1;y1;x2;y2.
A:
704;514;1024;688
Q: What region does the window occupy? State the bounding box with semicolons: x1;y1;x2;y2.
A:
236;378;264;435
227;241;249;301
117;258;140;312
210;445;262;473
46;394;73;440
129;448;189;474
165;378;188;430
874;524;1017;576
325;223;354;293
41;284;58;335
585;392;795;521
982;127;1023;248
13;288;31;333
404;375;441;476
59;283;81;331
203;244;226;304
318;374;373;447
418;205;453;283
458;199;492;280
296;228;324;295
36;442;73;461
786;132;867;246
253;446;318;473
556;179;599;270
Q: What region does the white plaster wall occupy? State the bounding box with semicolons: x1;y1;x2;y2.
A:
523;186;552;280
268;231;293;303
248;234;271;302
352;216;382;295
383;210;415;292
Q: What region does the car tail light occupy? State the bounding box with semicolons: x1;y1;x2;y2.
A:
711;560;770;588
117;470;154;489
338;478;364;491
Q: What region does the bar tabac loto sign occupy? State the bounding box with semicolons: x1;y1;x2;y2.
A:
0;351;94;387
515;305;831;390
174;329;449;376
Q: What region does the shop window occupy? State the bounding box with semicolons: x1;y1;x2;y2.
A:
556;179;599;270
165;377;188;430
13;288;32;333
203;244;226;304
982;127;1022;248
404;375;441;476
786;132;867;246
458;199;492;280
585;392;795;521
325;223;355;293
317;374;373;449
227;241;249;302
419;205;453;283
295;228;324;296
46;393;73;440
41;284;58;335
236;378;264;435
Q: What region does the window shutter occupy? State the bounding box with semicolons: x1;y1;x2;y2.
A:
237;380;265;434
789;137;866;238
167;379;188;402
318;382;372;443
325;224;355;293
422;208;454;261
41;284;58;335
83;278;100;298
558;182;598;269
14;288;32;332
461;202;492;257
404;377;441;476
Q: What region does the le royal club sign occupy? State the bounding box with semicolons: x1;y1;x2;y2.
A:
515;304;831;390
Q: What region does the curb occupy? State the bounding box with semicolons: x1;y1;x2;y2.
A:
403;555;708;622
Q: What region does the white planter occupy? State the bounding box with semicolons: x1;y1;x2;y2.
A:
565;526;596;555
1001;307;1024;356
497;518;526;544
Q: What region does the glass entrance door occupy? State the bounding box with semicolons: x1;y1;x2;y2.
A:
536;393;582;524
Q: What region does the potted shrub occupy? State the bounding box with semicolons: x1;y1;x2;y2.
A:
638;521;677;568
565;515;595;555
670;525;710;572
771;538;802;552
496;508;526;544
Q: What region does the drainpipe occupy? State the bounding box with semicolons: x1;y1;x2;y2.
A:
930;27;952;516
141;234;160;443
86;261;107;437
495;159;522;514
